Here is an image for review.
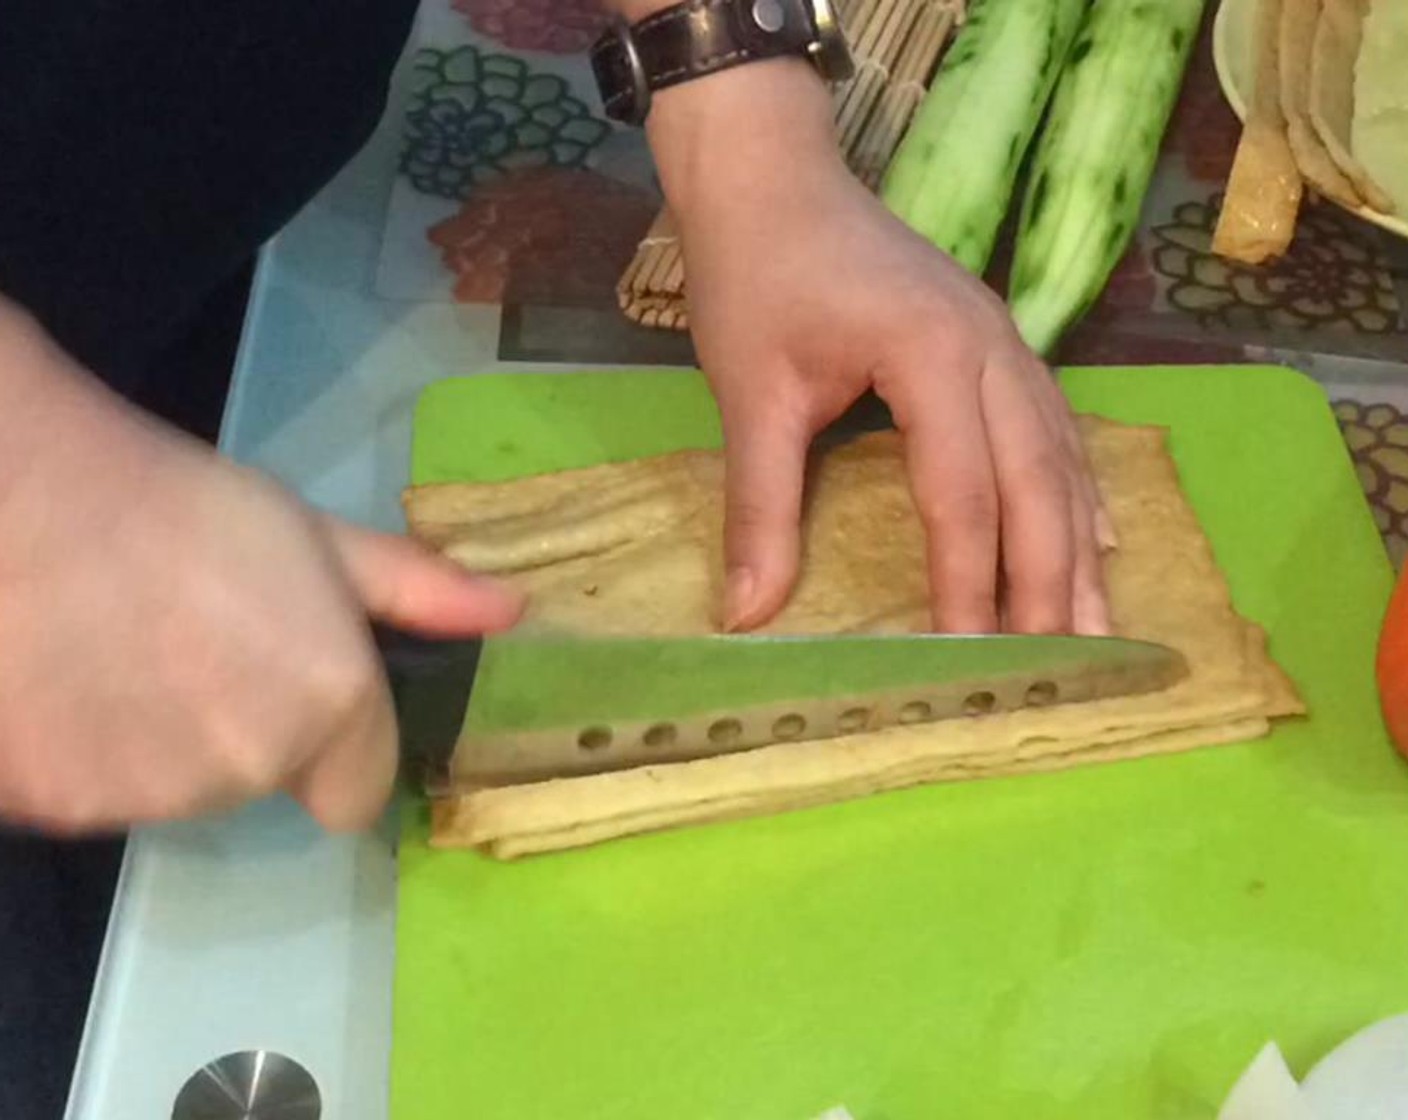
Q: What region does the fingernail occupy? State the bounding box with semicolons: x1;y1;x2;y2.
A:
724;566;756;632
1096;507;1119;552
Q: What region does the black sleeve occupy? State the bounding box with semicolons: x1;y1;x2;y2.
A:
0;0;418;395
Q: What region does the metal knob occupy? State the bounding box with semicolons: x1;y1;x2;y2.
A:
171;1050;320;1120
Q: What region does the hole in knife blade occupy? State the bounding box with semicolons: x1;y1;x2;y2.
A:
707;718;743;746
1024;681;1058;707
899;700;933;723
772;714;807;739
964;691;996;716
577;726;613;752
643;723;677;748
838;707;871;733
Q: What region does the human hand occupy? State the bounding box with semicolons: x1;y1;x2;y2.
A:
0;303;522;834
646;62;1110;636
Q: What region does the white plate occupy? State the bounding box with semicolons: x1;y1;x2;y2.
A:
1211;0;1408;240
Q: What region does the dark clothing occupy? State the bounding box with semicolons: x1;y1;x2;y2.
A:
0;0;417;396
0;3;417;1115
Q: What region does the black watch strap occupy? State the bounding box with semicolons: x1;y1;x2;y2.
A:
591;0;824;125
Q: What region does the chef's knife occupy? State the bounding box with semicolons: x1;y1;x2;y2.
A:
379;628;1188;789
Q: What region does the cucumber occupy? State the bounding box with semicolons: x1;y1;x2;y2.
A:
881;0;1089;274
1008;0;1206;355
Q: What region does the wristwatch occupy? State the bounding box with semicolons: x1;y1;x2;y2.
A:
590;0;854;126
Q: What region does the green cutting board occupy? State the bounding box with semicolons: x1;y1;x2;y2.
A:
394;365;1408;1120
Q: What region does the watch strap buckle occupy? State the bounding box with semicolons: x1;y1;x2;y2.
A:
592;16;653;125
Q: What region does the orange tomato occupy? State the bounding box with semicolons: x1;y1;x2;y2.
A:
1376;565;1408;758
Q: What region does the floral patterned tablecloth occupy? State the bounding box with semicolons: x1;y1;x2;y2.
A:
381;1;1408;566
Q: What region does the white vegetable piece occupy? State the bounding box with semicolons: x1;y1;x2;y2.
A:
1302;1011;1408;1119
1218;1041;1319;1120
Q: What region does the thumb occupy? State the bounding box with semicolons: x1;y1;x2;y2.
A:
325;518;524;636
718;396;811;632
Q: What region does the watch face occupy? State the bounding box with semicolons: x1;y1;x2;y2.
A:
593;0;851;125
807;0;855;82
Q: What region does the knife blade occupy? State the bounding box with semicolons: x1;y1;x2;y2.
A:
380;628;1189;789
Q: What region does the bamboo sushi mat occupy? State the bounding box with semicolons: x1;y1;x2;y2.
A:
617;0;965;331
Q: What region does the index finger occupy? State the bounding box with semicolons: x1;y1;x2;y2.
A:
326;519;524;636
716;378;814;631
